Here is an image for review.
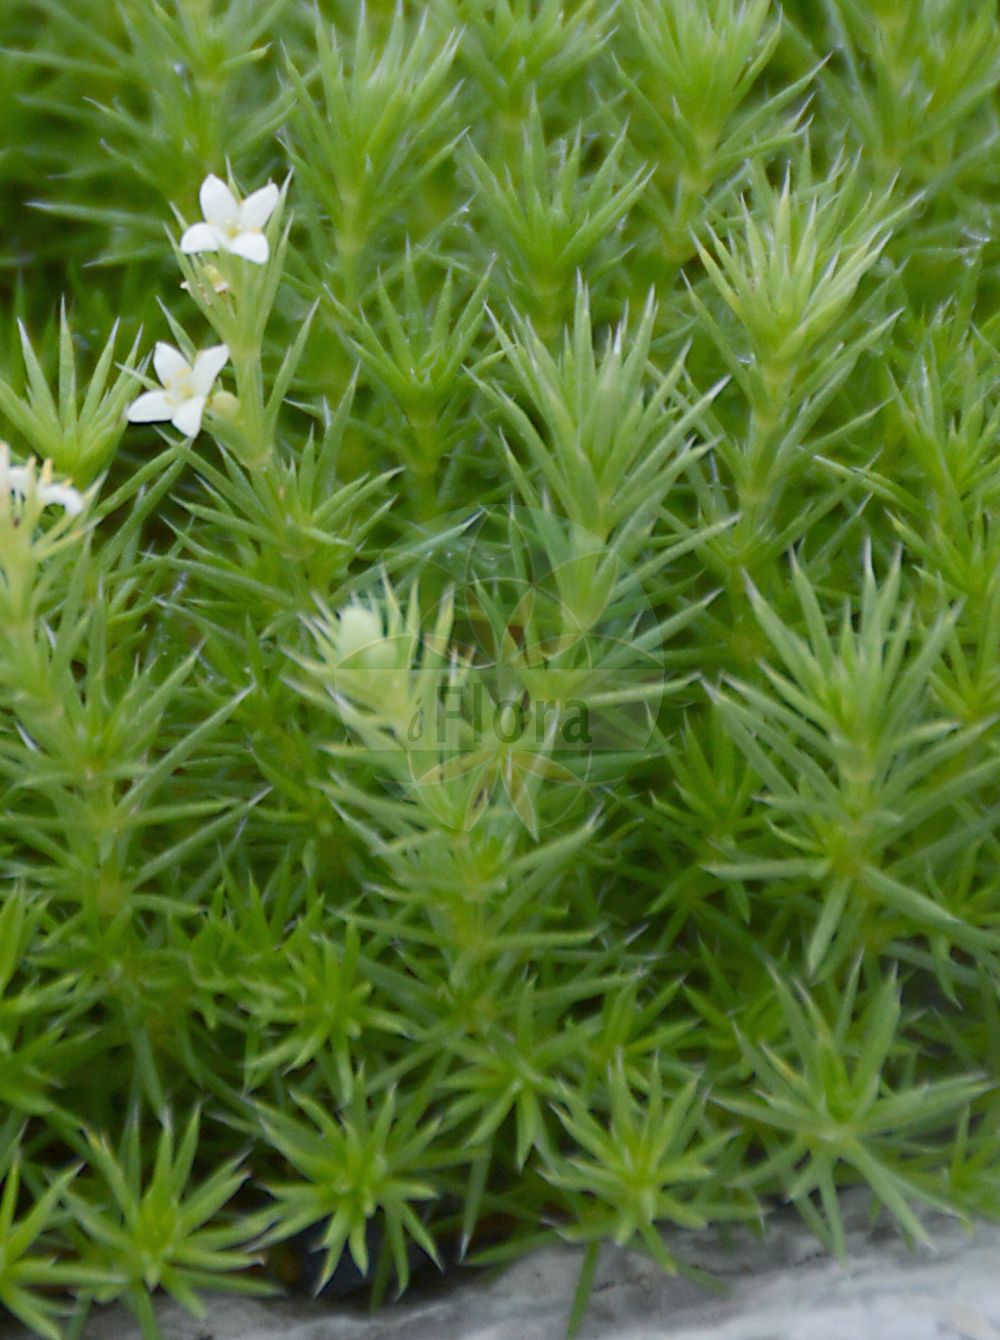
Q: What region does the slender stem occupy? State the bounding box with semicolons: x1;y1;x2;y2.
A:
533;269;567;345
734;359;794;576
231;353;271;471
408;463;439;521
337;193;366;306
407;410;442;520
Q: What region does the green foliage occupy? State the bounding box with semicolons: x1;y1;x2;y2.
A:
483;281;725;551
257;1077;448;1296
326;250;493;507
442;0;613;137
2;1;1000;1337
719;965;988;1257
0;1120;92;1340
7;0;290;270
285;7;462;301
547;1058;740;1262
0;309;140;483
816;0;1000;196
620;0;809;265
462;102;651;337
708;550;1000;978
63;1107;275;1338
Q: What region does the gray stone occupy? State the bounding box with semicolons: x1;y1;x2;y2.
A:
4;1193;1000;1339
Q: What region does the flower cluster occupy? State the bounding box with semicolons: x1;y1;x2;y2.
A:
126;173;279;440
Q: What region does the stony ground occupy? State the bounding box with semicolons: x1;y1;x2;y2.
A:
3;1192;1000;1340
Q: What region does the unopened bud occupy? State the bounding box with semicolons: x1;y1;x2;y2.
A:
209;390;241;420
336;606;395;670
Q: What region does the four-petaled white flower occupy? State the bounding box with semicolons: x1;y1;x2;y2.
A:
127;342;229;438
0;442;84;517
180;174;279;265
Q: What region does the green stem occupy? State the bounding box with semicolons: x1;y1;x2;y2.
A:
336;195;366;306
495;98;527;171
231;352;271;471
533;269;568;345
662;164;712;266
409;463;439;522
736;360;795;560
407;411;443;520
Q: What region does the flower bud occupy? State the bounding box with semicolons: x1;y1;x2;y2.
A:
209;390;241;420
335;606;395;670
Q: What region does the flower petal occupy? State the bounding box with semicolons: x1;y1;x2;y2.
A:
240;182;279;231
40;483;84;516
180;222;221;255
127;390;174;423
172;395;206;438
191;344;230;396
199;174;240;228
5;465;31;495
153;343;190;388
228;231;269;264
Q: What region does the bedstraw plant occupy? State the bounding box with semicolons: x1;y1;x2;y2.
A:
2;1;1000;1337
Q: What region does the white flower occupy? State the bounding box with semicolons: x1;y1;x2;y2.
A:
127;343;229;438
180;174;279;265
0;442;84;516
